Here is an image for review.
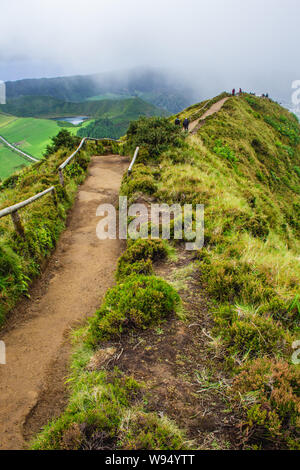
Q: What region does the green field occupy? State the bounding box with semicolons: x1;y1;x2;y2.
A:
0;114;92;180
1;117;71;157
0;144;31;179
0;95;164;180
0;113;17;128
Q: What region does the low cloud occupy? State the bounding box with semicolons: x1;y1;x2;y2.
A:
0;0;299;101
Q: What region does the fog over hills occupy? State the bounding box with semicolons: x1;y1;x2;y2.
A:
4;67;197;114
2;1;299;116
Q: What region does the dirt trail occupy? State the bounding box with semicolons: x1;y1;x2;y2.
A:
189;97;229;133
0;154;129;450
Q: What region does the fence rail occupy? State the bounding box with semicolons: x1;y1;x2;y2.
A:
0;136;121;235
0;186;56;236
58;137;121;186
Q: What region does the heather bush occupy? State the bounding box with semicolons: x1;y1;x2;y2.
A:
233;358;300;449
88;275;180;344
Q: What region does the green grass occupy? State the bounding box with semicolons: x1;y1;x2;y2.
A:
0;112;93;180
31;350;188;450
0;113;17;128
109;95;300;449
4;94;300;450
0;116;71;157
0;144;31;179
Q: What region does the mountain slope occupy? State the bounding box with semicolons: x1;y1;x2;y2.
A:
114;94;300;449
51;94;298;450
0;96;166;119
1;95;299;450
5;68;195;113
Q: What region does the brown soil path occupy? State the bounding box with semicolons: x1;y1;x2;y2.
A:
0;154;129;450
189;97;229;134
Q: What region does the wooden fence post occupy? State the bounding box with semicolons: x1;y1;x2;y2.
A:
11;211;25;237
52;188;58;207
59;168;64;186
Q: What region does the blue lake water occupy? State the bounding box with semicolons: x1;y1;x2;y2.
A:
54;116;89;125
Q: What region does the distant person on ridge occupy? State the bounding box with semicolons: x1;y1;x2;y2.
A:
183;118;189;132
239;88;242;94
175;117;181;127
232;88;235;96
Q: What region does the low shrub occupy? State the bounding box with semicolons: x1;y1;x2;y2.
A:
162;147;195;165
240;215;270;240
126;117;185;159
260;295;300;329
232;358;300;449
88;275;180;344
32;365;187;451
213;139;238;163
215;305;288;358
116;258;153;282
199;251;270;305
116;238;167;281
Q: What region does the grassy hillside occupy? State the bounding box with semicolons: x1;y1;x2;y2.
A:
32;95;300;450
0;144;31;179
0;116;68;156
88;91;191;114
1;94;299;450
77;98;167;140
119;96;300;449
0;97;166;148
0;113;17;128
0;96;166;120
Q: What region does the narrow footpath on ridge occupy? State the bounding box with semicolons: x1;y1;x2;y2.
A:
0;154;129;450
189;97;229;133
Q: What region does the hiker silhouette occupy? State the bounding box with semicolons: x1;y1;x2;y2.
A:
183;118;189;131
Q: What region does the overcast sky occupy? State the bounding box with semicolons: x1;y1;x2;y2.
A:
0;0;299;100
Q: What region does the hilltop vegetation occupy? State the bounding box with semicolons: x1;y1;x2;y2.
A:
116;94;300;449
1;93;299;450
33;94;300;450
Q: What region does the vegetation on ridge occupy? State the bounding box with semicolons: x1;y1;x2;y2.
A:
0;131;118;324
2;92;299;450
107;94;299;449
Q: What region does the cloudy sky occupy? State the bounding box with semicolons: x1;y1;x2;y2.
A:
0;0;299;100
